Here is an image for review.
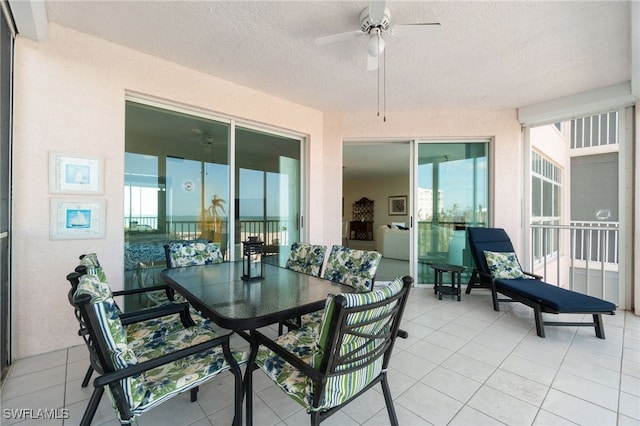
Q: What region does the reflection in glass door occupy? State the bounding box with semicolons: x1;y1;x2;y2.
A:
235;127;301;265
416;142;489;284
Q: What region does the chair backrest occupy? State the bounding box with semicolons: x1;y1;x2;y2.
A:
66;270;108;377
322;245;382;292
78;253;108;283
164;241;223;268
467;227;517;274
311;275;412;410
73;273;138;421
285;242;327;277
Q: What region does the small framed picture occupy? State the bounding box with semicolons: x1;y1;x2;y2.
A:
50;198;106;240
388;195;407;216
49;152;104;194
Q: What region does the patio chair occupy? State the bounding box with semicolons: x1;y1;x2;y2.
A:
322;245;382;292
467;227;616;338
164;241;223;268
285;242;327;277
71;272;245;426
72;254;213;387
283;245;382;333
277;243;328;334
163;241;224;307
246;275;413;426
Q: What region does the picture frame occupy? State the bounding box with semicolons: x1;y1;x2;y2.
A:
49;152;104;194
388;195;407;216
50;198;106;240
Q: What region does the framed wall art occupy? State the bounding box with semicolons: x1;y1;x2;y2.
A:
49;152;104;194
50;198;106;240
388;195;407;216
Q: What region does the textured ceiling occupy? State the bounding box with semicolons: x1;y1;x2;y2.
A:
44;0;631;113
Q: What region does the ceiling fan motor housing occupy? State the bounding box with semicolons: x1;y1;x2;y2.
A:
359;6;391;34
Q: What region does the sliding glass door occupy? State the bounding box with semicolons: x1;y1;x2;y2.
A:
415;141;489;284
235;126;300;264
0;6;12;379
125;101;303;300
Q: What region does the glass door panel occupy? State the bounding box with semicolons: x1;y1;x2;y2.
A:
416;142;489;284
235;127;300;265
125;101;230;309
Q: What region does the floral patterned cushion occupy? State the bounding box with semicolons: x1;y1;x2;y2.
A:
322;246;382;292
255;326;320;408
74;274;138;371
257;278;404;412
78;253;108;283
299;310;324;330
126;326;248;417
285;243;327;277
167;242;223;268
484;251;525;279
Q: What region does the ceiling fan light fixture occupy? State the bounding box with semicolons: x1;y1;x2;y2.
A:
367;31;385;57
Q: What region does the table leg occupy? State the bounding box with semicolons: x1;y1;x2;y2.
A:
244;331;260;426
456;271;461;301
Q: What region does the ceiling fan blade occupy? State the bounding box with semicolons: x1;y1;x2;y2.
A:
369;0;387;23
390;23;441;37
367;54;379;71
315;30;364;45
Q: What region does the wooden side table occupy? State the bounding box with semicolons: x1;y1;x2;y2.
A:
430;263;464;301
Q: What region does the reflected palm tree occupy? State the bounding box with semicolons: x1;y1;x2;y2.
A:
208;194;226;220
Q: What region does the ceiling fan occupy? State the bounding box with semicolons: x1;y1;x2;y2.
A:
314;0;440;71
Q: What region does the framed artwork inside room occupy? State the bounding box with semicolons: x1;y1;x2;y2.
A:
388;195;407;215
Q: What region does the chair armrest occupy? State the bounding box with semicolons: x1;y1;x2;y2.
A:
120;302;195;328
93;333;235;388
477;271;493;282
251;329;325;384
523;271;543;280
113;284;173;298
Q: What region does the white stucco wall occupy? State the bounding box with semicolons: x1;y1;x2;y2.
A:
12;24;325;358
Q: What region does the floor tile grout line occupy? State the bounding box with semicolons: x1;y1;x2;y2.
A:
526;319;579;425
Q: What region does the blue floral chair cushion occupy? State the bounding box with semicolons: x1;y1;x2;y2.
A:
256;277;404;412
285;242;327;277
166;242;223;268
322;246;382;292
74;273;247;423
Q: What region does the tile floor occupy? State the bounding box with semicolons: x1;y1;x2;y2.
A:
1;286;639;426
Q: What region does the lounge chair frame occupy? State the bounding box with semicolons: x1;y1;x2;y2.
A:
467;227;616;338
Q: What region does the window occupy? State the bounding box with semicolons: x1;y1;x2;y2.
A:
571;110;618;149
531;151;561;262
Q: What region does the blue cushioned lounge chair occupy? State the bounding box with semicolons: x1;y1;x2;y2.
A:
467;227;616;338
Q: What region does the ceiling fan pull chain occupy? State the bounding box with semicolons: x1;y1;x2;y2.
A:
377;33;381;118
383;47;387;122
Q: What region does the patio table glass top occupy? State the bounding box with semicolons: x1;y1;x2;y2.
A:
159;262;352;330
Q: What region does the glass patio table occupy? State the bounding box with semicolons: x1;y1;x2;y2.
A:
159;261;353;333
